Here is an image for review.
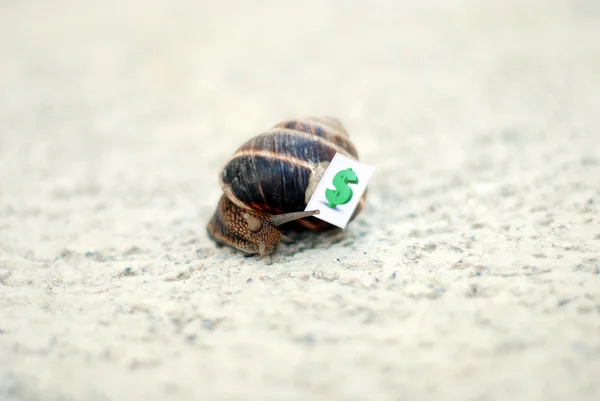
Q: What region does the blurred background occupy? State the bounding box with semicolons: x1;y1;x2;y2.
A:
2;0;598;198
1;0;599;400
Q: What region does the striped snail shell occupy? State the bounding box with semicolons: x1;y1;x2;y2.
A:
206;117;366;258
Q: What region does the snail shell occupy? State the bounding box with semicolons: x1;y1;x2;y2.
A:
206;117;366;257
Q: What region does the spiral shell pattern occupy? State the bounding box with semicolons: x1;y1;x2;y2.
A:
219;117;365;230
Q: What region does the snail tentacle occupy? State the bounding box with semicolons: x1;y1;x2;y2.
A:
268;210;320;227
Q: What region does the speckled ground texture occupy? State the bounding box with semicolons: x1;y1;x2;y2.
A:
1;0;600;400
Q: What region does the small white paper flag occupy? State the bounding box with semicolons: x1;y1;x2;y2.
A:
305;153;374;229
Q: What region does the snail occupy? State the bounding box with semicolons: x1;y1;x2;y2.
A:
206;117;366;258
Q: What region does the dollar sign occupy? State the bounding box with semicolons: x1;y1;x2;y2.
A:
325;168;359;208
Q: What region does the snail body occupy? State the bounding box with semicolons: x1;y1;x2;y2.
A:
206;117;366;258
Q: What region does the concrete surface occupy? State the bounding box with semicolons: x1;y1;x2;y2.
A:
1;0;599;400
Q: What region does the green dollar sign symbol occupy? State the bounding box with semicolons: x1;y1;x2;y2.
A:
325;168;359;208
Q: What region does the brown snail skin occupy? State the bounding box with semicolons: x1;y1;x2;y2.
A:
206;117;366;258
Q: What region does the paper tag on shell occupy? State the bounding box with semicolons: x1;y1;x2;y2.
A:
305;153;374;229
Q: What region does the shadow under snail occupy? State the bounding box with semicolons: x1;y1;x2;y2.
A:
206;117;367;258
